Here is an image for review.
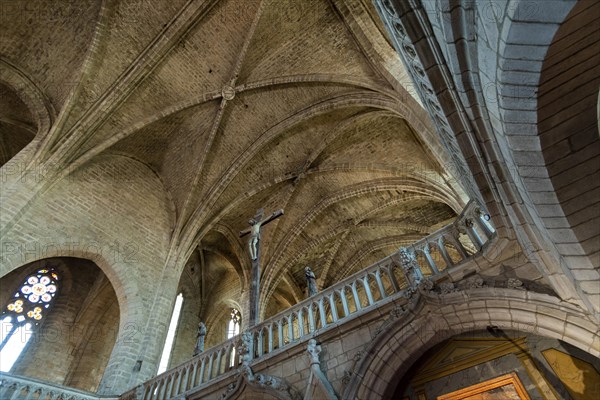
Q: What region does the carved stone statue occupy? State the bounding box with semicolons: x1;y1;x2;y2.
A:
307;339;321;365
193;321;207;356
305;339;339;399
248;218;261;261
507;278;525;290
238;331;254;366
438;282;456;295
305;266;318;297
398;247;423;287
240;208;284;262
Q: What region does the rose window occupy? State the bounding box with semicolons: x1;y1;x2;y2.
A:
2;268;59;324
1;267;60;372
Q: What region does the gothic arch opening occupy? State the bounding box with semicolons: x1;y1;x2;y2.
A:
393;331;600;400
347;290;599;400
167;234;246;368
0;257;119;392
0;82;37;167
164;250;202;370
537;0;600;266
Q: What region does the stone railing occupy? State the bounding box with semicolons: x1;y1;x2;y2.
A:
0;373;119;400
125;201;494;400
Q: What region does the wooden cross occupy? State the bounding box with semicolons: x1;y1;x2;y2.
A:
239;208;284;327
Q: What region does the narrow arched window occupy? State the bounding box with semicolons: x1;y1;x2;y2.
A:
0;268;59;372
227;308;241;367
157;293;184;374
227;308;241;339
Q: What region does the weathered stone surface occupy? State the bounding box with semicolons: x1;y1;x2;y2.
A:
1;0;598;399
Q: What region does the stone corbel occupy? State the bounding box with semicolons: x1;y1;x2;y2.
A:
304;339;339;400
219;331;300;400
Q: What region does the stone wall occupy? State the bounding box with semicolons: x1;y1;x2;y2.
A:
0;154;178;393
183;282;599;399
374;0;598;318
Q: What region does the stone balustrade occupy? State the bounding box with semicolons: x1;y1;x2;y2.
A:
123;201;494;400
0;373;119;400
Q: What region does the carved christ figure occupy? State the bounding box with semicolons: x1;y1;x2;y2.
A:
239;208;284;327
248;217;261;261
240;208;284;261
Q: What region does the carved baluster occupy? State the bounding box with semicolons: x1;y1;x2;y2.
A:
387;264;401;292
268;323;274;352
1;385;14;400
287;315;294;342
448;229;469;259
0;384;12;399
148;379;155;399
175;369;184;395
206;353;214;380
0;384;9;400
297;309;305;338
164;374;174;399
437;237;454;267
174;373;182;397
198;358;207;385
215;349;223;376
328;294;339;322
464;218;483;249
232;341;239;366
190;361;198;388
374;270;387;298
183;366;192;392
339;288;350;317
423;245;439;275
362;276;375;305
257;329;264;356
307;304;316;332
159;377;169;400
224;343;232;370
154;382;162;400
24;385;36;400
278;320;284;347
10;385;24;400
350;283;361;311
142;382;152;400
318;298;327;327
153;379;162;400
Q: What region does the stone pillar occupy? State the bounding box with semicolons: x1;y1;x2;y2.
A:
97;261;181;394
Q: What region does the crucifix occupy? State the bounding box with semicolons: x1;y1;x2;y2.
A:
239;208;284;327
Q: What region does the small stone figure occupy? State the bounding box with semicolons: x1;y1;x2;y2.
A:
507;278;525;290
305;266;318;297
193;322;207;356
398;247;423;287
307;339;321;365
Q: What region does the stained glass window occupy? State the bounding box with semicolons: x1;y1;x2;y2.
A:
0;268;59;372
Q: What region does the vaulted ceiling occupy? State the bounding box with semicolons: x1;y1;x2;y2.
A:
0;0;465;313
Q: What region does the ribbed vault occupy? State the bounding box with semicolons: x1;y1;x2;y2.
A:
0;0;466;319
